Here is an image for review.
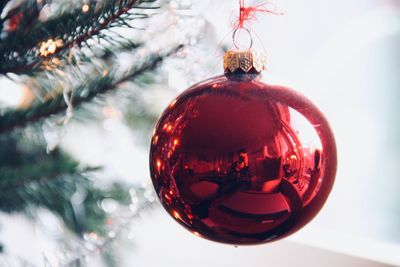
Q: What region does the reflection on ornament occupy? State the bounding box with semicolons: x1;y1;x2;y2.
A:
150;49;337;245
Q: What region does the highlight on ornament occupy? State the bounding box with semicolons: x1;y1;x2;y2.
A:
149;0;337;245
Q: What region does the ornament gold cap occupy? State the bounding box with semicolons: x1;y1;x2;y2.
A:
223;50;266;74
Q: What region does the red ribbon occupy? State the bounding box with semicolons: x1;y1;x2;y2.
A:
235;0;282;29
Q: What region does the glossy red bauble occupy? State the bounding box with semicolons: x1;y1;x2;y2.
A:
149;73;337;245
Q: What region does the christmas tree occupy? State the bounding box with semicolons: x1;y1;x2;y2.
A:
1;0;400;266
0;0;212;265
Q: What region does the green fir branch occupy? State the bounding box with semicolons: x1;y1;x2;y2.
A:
0;152;81;186
0;141;131;236
0;0;158;74
0;45;183;133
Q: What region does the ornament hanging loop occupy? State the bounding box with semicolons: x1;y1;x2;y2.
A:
225;27;266;74
232;27;253;50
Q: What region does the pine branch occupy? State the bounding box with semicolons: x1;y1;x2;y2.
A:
0;0;157;74
0;45;183;134
0;153;82;187
0;166;133;236
0;137;132;236
62;192;156;266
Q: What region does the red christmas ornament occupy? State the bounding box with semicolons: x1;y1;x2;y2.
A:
150;25;336;245
149;51;337;245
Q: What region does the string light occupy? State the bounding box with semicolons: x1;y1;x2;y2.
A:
39;38;64;57
82;4;90;13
